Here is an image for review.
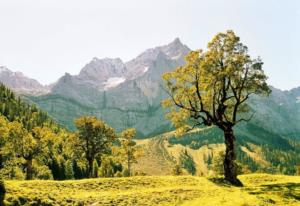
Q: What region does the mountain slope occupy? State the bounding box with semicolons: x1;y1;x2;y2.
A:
25;38;189;135
0;66;50;95
134;127;300;176
248;87;300;138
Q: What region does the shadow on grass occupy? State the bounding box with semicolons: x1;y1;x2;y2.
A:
247;182;300;202
208;177;242;187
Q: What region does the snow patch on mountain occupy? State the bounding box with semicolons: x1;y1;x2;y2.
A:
103;77;126;90
143;66;149;73
171;54;182;60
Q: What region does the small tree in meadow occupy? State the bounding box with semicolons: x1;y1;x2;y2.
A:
75;116;116;178
120;128;143;176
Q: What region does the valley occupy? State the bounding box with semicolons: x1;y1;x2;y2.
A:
0;1;299;206
0;31;299;206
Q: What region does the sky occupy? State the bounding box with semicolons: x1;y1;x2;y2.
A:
0;0;299;90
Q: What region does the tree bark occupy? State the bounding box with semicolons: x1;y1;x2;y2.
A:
0;178;5;206
0;154;3;169
87;157;94;178
25;158;33;180
128;155;131;177
223;128;243;186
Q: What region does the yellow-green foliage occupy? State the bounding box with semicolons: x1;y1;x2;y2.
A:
119;128;143;176
4;174;300;206
162;30;270;133
74;116;116;178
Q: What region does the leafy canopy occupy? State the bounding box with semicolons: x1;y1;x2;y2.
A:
119;128;142;165
162;30;270;133
75;116;116;156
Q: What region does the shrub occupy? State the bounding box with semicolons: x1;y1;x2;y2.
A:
179;150;196;175
296;165;300;175
35;165;53;180
99;158;114;177
172;164;183;176
0;159;25;180
134;171;146;176
122;168;130;177
65;160;74;179
114;171;123;177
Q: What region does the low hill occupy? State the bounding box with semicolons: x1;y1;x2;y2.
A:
133;128;300;176
5;174;300;206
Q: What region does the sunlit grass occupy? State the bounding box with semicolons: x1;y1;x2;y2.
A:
4;174;300;206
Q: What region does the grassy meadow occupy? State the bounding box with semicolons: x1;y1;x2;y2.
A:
4;174;300;206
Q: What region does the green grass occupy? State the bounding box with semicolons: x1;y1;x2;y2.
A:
4;174;300;206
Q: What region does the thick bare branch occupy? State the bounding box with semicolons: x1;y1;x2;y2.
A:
235;112;255;124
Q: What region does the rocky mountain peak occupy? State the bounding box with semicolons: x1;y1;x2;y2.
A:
160;37;190;60
0;66;50;95
134;38;189;62
79;57;126;82
125;38;190;80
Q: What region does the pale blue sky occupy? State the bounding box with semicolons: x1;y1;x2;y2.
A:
0;0;299;90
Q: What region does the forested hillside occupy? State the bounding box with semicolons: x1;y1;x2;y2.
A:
0;84;75;180
0;84;146;181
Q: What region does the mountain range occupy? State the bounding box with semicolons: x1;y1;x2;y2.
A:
1;39;300;141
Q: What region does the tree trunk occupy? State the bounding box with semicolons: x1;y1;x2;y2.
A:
0;178;5;206
0;154;3;169
87;158;94;178
25;158;33;180
128;155;131;177
223;128;243;186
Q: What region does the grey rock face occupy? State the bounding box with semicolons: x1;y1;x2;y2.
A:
0;66;50;95
125;38;189;80
79;57;127;85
